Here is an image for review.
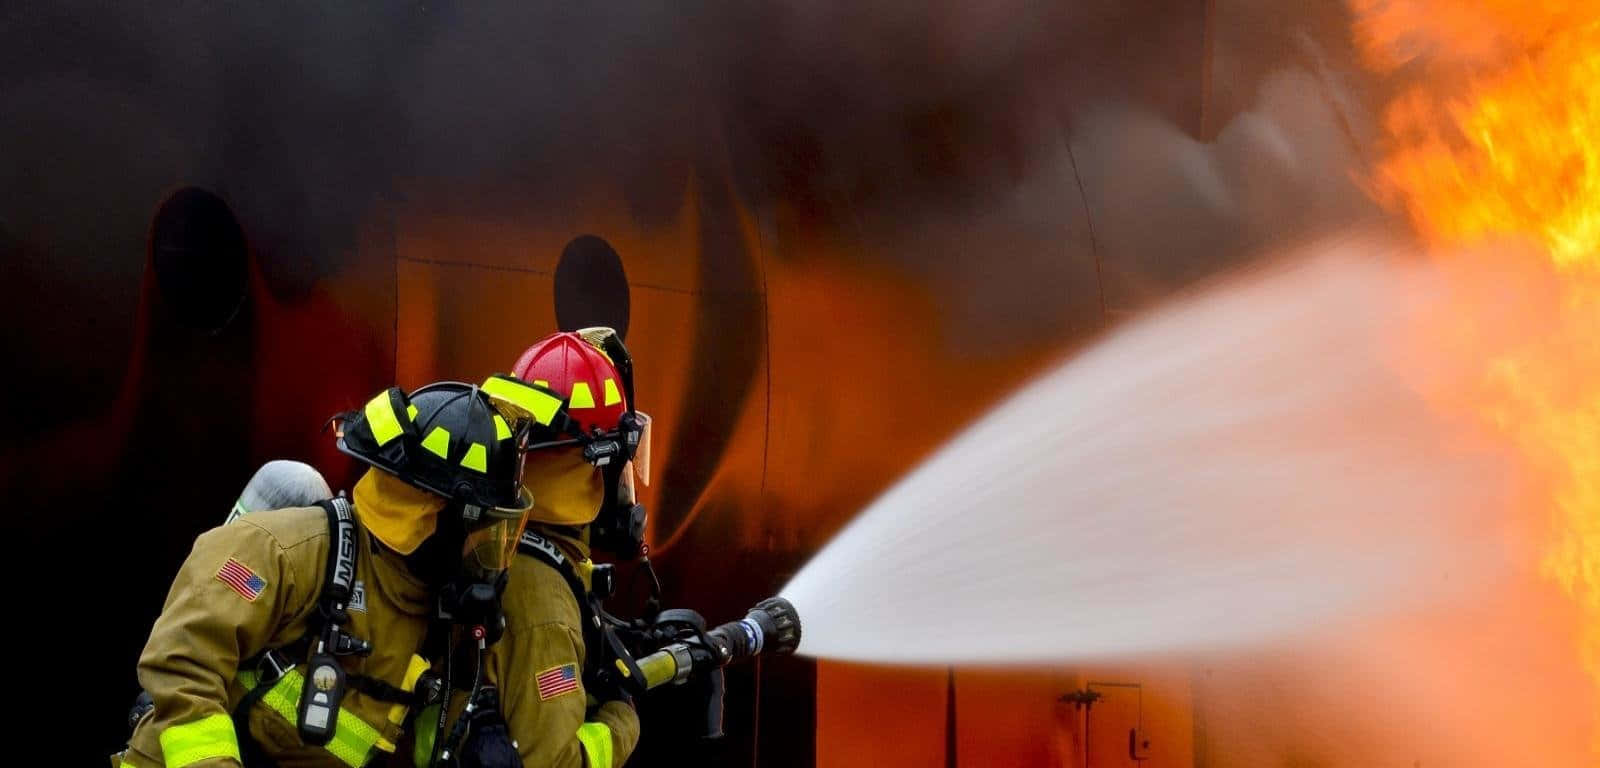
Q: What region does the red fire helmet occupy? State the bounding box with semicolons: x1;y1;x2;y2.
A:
511;330;629;433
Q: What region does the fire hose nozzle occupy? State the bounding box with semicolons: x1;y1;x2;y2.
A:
630;596;803;691
747;597;802;656
706;596;802;664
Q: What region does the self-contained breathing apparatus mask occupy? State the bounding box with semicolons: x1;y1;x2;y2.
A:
566;406;651;558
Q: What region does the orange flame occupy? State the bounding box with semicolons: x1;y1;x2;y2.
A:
1354;0;1600;723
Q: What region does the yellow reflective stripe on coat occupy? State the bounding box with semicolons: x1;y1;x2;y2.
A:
238;669;384;766
158;713;240;768
576;721;615;768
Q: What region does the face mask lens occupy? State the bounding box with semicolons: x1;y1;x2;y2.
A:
461;514;527;574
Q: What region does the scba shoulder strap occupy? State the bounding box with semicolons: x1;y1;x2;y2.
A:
319;497;360;628
296;497;366;747
234;497;378;766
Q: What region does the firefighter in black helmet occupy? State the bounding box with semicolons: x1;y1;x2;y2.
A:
116;380;554;768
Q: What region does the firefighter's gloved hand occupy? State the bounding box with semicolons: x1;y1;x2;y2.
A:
128;691;154;736
459;704;522;768
585;671;634;718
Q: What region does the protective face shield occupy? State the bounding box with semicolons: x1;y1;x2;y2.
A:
454;419;533;579
625;411;652;490
459;506;529;576
617;464;638;508
455;373;577;573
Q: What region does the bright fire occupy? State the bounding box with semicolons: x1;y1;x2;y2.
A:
1353;0;1600;716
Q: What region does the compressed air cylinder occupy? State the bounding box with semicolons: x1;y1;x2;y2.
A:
228;459;334;523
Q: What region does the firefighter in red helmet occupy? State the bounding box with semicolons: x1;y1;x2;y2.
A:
440;328;650;768
509;327;650;555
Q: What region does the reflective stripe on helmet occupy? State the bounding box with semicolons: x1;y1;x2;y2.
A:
237;668;386;766
158;713;240;768
510;330;629;434
364;392;405;447
461;443;489;472
422;426;451;459
576;721;615;768
482;374;565;426
569;380;595;409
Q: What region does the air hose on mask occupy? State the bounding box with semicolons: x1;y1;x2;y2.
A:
428;575;516;768
437;625;487;766
421;507;516;768
420;627;504;768
427;632;454;768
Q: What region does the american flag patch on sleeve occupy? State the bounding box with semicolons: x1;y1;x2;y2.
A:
536;663;579;700
216;557;267;602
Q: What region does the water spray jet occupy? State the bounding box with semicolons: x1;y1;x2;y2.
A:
779;238;1512;664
